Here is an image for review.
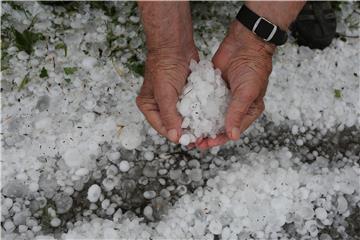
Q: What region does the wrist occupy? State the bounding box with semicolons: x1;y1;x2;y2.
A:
227;20;276;56
138;2;195;54
245;1;305;30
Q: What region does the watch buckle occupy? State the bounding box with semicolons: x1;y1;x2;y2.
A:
252;17;278;42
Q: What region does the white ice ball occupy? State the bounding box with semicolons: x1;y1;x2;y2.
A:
119;161;130;172
177;60;229;145
87;184;101;203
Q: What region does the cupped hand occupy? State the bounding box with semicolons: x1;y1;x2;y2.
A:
136;46;199;143
196;21;275;149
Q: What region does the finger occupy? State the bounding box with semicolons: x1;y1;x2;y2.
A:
207;134;229;148
195;137;209;149
154;86;183;143
195;134;229;150
212;32;238;73
195;137;204;145
186;143;196;150
238;100;265;134
136;96;167;137
196;141;209;150
136;73;168;137
225;73;261;141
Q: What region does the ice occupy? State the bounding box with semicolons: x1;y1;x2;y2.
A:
101;199;110;209
87;184;102;203
305;220;319;237
138;176;149;185
188;159;200;168
169;169;182;180
4;220;15;232
1;2;360;240
144;151;154;161
106;207;115;216
18;225;28;233
50;218;61;227
143;165;158;178
315;207;328;220
119;160;130;172
63;148;86;168
102;176;118;191
143;191;157;199
75;168;89;176
143;206;154;220
209;219;223;235
189;168;202;182
29;182;39;192
2;181;29;198
106;165;119;176
13;211;28;226
177;60;229;144
82;56;97;70
337;195;348;214
108;152;121;163
291;125;299;135
54;193;73;214
176;185;187;195
120;124;144;150
160;189;171;198
179;134;191;146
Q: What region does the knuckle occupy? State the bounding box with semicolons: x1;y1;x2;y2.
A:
227;52;272;83
232;89;258;103
155;90;173;103
259;102;265;113
231;108;247;117
159;112;176;128
136;95;158;113
241;92;258;102
135;96;143;109
227;114;243;127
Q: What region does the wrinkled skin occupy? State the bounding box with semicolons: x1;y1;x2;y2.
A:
136;46;199;142
136;1;304;148
137;22;273;149
197;22;274;149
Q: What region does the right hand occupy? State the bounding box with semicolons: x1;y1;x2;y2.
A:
196;21;275;149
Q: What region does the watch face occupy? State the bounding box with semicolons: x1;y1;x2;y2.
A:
255;18;275;40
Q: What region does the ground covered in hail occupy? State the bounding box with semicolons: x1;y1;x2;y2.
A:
1;2;359;240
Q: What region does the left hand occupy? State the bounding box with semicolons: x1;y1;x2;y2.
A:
196;21;275;149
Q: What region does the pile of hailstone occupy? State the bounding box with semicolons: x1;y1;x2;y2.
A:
177;60;230;145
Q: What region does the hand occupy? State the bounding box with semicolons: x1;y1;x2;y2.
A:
196;21;275;149
136;47;199;142
137;2;198;143
196;0;304;149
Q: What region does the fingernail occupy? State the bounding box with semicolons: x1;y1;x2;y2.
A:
231;127;241;140
167;129;178;142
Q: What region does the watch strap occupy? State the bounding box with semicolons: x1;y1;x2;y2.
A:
236;5;288;46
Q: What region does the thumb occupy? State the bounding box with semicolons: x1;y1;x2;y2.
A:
225;75;261;140
154;84;183;143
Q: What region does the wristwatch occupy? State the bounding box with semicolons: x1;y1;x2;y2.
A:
236;5;288;46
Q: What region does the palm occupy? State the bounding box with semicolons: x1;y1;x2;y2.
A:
196;23;273;149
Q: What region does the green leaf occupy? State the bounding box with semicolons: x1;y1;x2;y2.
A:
13;28;44;54
39;67;48;78
129;62;145;76
55;42;67;57
64;67;77;75
125;55;145;76
334;89;342;99
64;78;71;84
18;74;30;91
